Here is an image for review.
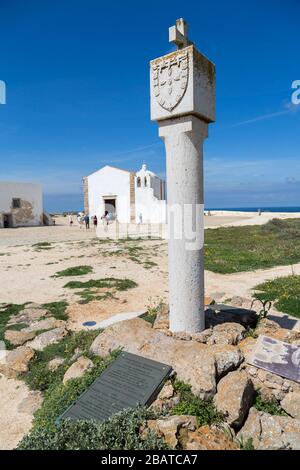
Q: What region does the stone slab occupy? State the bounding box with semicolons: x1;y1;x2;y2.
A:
247;335;300;384
59;352;172;423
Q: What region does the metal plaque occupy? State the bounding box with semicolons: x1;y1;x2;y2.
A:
247;335;300;383
59;352;172;423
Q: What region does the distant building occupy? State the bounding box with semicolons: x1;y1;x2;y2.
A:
83;164;166;224
0;181;43;228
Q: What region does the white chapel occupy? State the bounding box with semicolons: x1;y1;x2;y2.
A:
83;164;166;224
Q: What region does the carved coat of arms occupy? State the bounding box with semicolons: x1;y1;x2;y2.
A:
152;51;189;112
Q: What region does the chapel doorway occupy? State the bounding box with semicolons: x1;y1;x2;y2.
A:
3;213;13;228
104;198;117;220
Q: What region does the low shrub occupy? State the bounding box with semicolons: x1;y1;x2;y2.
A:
18;408;169;450
53;266;93;277
254;394;288;416
171;380;224;426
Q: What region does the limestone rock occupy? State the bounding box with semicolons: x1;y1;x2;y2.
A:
237;407;300;449
238;337;257;363
214;371;254;428
172;331;192;341
90;318;216;399
244;365;300;401
204;296;214;306
27;327;68;351
0;346;35;378
153;304;169;330
157;381;174;400
143;416;197;449
281;392;300;419
207;322;245;346
8;307;48;326
192;328;212;344
185;425;240;450
4;329;36;346
255;319;300;343
48;357;65;371
23;318;66;333
63;356;93;384
210;344;244;378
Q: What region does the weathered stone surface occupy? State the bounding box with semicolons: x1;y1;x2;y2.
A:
0;346;35;378
157;381;174;400
172;331;192;341
238;337;257;363
23;318;66;333
192;328;212;344
17;391;43;414
27;327;68;351
210;344;244;378
48;357;65;371
255;318;300;343
244;364;300;402
4;329;36;346
63;356;93;384
153;304;169;330
207;322;245;346
237;407;300;449
281;392;300;419
90;318;216;398
214;371;254;428
185;425;240;450
8;308;48;326
142;416;197;449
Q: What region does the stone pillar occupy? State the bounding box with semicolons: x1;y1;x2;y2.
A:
150;19;216;333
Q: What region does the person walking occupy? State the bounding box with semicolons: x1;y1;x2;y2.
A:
84;214;90;229
93;215;98;228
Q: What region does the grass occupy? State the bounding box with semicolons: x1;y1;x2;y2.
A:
254;394;288;416
253;275;300;318
171;380;224;426
204;218;300;273
64;277;138;303
0;303;25;348
21;330;100;392
52;265;93;277
42;301;69;321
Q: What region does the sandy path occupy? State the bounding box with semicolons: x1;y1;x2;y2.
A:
0;374;42;450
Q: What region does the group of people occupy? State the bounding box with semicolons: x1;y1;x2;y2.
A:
68;213;97;229
67;210;116;229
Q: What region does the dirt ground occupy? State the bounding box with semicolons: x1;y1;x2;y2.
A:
1;210;300;449
1;212;300;330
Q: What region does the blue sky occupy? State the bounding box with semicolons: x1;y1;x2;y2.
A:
0;0;299;212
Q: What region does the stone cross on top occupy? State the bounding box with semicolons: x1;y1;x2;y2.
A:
169;18;193;49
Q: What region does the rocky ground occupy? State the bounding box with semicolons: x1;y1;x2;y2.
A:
1;300;300;450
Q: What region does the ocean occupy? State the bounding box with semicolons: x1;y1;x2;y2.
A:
206;207;300;213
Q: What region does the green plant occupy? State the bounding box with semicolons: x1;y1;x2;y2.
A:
22;330;100;392
52;266;93;277
63;277;137;303
250;298;272;321
253;275;300;318
254;394;288;416
204;218;300;274
42;301;69;321
0;303;25;348
171;380;224;426
18;407;169;450
237;436;255;450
